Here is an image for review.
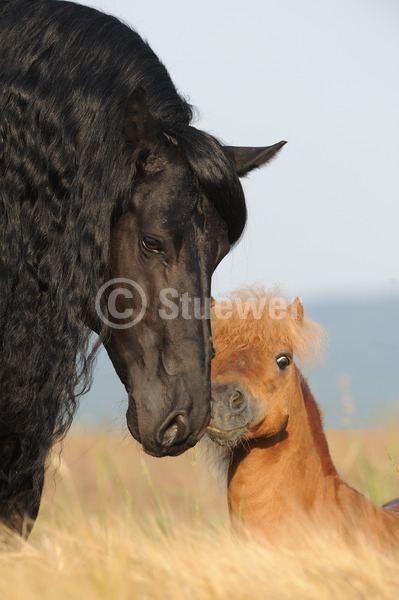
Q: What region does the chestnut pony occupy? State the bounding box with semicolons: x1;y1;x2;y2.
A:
207;289;399;548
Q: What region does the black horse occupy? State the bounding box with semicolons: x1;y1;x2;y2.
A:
0;0;285;536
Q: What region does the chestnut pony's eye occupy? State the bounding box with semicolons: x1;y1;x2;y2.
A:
276;354;291;370
142;236;163;253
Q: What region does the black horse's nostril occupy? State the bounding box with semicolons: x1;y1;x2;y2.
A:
157;411;190;447
230;388;246;411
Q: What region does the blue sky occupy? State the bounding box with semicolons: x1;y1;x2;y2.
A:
79;0;399;302
73;0;399;426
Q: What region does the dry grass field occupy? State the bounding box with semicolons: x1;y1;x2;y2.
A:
1;427;399;599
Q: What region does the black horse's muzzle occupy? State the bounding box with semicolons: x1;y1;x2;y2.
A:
126;395;211;457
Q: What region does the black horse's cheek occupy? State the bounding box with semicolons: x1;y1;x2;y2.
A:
0;0;283;537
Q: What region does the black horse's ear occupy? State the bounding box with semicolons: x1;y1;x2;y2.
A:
123;87;163;160
225;141;287;177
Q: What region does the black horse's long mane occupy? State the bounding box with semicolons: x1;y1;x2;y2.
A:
0;0;245;511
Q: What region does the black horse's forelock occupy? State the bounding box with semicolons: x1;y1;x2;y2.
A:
0;0;245;519
173;125;247;246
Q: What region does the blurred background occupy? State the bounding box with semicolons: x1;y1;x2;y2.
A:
76;0;398;429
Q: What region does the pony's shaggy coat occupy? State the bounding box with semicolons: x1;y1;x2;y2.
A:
209;288;399;549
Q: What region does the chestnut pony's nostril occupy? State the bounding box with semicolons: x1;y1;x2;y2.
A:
230;389;246;410
157;411;190;447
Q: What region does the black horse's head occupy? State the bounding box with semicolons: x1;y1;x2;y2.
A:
102;89;285;457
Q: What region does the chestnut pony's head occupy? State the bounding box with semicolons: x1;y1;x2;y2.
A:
208;288;325;447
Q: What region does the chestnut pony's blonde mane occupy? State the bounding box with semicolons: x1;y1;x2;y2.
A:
211;286;327;368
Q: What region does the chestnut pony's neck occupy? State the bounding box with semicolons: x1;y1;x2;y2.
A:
227;369;338;530
299;374;337;478
226;369;399;547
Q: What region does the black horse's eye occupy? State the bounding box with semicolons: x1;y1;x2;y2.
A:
142;236;163;253
276;354;291;370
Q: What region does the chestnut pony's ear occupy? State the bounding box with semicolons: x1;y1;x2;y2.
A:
224;141;287;177
289;297;304;325
123;87;163;162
